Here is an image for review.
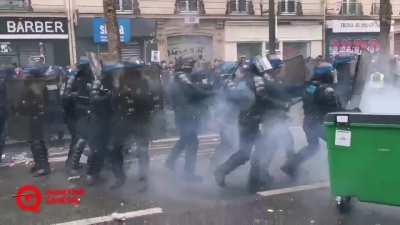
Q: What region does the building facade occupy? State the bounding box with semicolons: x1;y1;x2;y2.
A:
140;0;325;62
1;0;399;66
326;0;400;58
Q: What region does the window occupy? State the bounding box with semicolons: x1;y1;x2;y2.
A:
116;0;133;11
0;0;27;9
238;42;262;59
278;0;298;15
340;0;363;16
176;0;199;14
265;41;281;54
371;0;380;15
228;0;253;15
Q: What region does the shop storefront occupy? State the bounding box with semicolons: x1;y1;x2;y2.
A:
0;17;69;66
394;20;400;56
156;19;223;63
395;33;400;55
326;20;381;57
76;17;156;63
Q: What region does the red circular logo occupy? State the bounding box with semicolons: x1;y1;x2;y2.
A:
16;185;42;213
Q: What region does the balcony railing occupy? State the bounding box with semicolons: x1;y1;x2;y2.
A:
278;0;302;16
0;0;29;10
371;2;380;15
340;1;363;16
227;0;254;15
175;0;205;15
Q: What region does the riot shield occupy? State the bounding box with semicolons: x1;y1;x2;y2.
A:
346;53;370;109
280;55;307;87
335;55;360;107
6;77;48;141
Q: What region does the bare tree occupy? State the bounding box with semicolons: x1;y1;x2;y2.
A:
103;0;121;61
379;0;392;55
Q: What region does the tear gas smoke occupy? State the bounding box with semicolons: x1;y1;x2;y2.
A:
359;57;400;114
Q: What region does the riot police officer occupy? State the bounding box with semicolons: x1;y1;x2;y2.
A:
85;62;113;186
107;61;155;189
0;67;12;163
251;55;297;190
210;62;240;168
281;62;342;178
259;55;296;156
63;57;93;175
165;59;214;182
16;66;51;176
214;58;272;193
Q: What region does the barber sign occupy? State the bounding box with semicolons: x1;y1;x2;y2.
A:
0;17;68;39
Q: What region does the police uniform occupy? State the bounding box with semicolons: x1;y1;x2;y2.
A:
210;63;240;167
214;59;272;193
18;66;50;176
85;68;113;185
281;63;342;177
251;57;297;191
107;62;155;189
0;67;12;162
258;58;296;159
62;58;93;175
165;62;214;181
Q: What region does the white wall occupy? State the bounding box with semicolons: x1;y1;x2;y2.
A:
224;42;237;61
31;0;65;12
311;40;323;57
224;21;323;60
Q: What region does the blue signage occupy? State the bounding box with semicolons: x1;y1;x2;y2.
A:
93;18;131;44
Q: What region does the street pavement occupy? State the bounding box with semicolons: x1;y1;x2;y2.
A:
0;127;399;225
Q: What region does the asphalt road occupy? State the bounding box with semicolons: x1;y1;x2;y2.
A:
0;125;399;225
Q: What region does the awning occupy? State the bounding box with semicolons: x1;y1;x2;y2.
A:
76;17;156;38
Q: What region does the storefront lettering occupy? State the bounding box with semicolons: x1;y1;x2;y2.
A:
329;38;380;56
93;18;131;44
6;20;65;34
332;20;380;33
99;24;125;36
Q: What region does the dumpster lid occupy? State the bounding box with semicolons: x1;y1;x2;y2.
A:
325;113;400;125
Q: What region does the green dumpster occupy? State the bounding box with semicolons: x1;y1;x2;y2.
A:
325;113;400;210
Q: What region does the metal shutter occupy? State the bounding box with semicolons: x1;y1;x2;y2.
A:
121;41;142;61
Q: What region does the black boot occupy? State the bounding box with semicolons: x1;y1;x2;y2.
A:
67;139;86;176
165;139;186;171
65;136;78;169
281;155;300;179
214;167;227;187
110;146;126;189
138;147;149;182
33;141;51;177
30;141;41;174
